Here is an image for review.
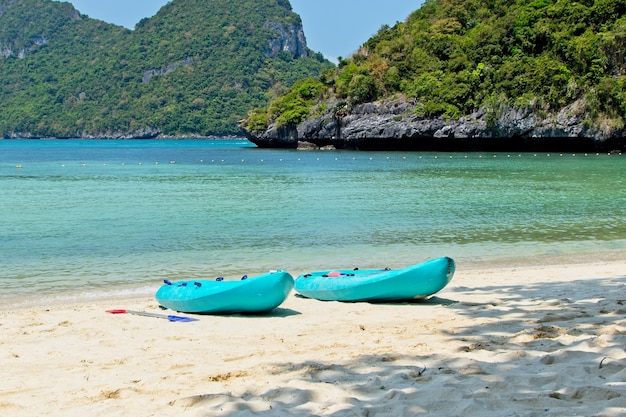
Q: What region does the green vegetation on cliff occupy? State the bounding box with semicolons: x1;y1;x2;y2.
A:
247;0;626;131
0;0;333;137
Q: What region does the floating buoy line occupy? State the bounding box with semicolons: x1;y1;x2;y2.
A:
10;151;623;169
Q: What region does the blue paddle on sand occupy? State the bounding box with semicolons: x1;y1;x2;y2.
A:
106;309;198;322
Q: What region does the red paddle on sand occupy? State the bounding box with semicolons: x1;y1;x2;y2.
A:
106;309;198;322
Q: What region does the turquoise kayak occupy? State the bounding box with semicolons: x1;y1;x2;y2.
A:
156;270;294;314
294;257;455;302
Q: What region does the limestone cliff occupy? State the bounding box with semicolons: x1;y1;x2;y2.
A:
243;98;626;152
264;21;308;59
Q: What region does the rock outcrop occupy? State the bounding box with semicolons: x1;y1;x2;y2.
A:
264;21;308;59
142;57;194;83
243;98;626;152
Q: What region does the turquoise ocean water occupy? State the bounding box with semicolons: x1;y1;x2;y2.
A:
1;139;625;305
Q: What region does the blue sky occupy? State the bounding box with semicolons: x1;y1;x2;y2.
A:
55;0;423;62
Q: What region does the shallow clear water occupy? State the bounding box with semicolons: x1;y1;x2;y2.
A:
1;139;625;303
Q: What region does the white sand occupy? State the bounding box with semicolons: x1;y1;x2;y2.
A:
1;260;626;416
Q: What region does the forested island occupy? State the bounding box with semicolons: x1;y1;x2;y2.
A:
2;0;626;151
243;0;626;152
0;0;332;138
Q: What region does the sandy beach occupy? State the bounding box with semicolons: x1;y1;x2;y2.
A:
2;260;626;417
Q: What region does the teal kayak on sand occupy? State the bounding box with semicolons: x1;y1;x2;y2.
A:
294;257;455;302
156;270;294;314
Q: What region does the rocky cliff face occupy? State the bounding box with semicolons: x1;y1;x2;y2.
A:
244;98;626;152
264;21;308;59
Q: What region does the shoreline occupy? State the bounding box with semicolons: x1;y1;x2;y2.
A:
3;250;626;312
2;259;625;416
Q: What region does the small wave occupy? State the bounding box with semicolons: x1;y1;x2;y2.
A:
0;285;156;311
